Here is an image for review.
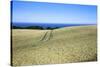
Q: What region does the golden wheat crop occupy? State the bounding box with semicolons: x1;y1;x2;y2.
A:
12;25;97;66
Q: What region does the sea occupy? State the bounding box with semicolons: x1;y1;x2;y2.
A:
12;22;95;28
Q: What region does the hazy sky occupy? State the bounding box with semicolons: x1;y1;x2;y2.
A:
12;1;97;24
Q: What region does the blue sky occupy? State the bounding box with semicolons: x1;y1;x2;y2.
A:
12;1;97;24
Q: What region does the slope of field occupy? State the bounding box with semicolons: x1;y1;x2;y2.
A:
12;25;97;66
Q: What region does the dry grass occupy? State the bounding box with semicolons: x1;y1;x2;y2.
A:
12;25;97;66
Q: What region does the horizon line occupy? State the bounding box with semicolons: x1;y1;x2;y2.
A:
12;22;97;25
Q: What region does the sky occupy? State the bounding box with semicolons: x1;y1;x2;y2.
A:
11;1;97;24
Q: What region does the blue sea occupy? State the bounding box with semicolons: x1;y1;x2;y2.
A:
12;22;95;28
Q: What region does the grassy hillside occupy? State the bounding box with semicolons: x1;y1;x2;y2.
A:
12;25;97;66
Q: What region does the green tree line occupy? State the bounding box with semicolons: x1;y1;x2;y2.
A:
12;26;59;30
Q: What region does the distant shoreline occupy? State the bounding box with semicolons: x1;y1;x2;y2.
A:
12;22;96;28
11;23;96;30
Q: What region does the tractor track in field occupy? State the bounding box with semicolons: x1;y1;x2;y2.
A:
40;30;53;41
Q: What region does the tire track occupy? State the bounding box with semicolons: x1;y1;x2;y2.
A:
47;30;53;40
40;31;48;41
40;30;53;41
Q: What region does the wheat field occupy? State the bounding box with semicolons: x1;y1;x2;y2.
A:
12;25;97;66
